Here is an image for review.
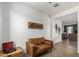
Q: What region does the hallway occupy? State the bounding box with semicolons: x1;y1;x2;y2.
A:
41;39;78;57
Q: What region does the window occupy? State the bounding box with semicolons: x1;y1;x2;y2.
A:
67;26;73;34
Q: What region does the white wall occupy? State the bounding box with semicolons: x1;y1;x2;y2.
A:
51;18;62;44
0;3;2;50
0;3;10;50
1;3;10;43
77;11;79;53
9;3;50;51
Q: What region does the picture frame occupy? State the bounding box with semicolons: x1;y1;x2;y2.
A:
28;22;43;29
55;24;58;33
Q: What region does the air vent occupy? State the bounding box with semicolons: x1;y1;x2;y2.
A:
53;3;59;7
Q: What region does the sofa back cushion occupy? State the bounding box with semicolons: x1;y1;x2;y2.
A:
29;37;45;45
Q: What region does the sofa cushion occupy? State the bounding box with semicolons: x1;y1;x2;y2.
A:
37;44;51;49
36;44;50;54
29;37;45;45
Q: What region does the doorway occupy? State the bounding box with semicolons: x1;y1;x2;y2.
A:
58;12;78;53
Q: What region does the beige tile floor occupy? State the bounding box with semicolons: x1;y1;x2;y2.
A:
41;39;79;57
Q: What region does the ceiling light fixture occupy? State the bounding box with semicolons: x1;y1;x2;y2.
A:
49;2;52;3
49;2;60;7
53;3;59;7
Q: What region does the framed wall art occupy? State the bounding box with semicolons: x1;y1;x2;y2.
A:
28;22;43;29
55;24;58;33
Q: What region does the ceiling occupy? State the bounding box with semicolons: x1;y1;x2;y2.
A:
58;12;77;25
21;2;79;16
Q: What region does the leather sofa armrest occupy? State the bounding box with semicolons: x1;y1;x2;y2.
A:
44;40;53;48
26;42;37;56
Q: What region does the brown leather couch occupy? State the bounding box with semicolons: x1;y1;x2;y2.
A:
26;37;53;57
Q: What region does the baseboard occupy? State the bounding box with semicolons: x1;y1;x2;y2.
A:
53;40;62;44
